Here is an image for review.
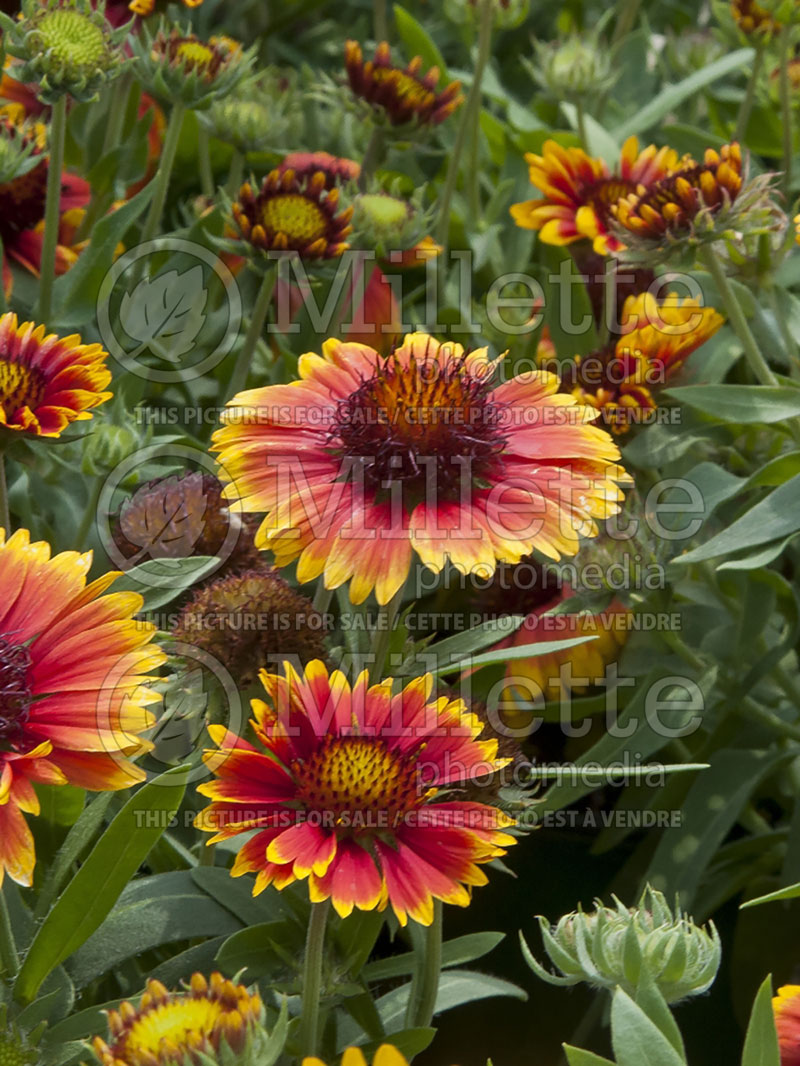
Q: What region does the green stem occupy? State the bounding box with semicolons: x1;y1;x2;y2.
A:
373;0;388;41
226;147;245;197
198;842;216;867
0;451;9;535
312;578;334;615
102;70;134;155
228;267;276;398
404;901;443;1029
611;0;642;45
767;282;800;380
299;900;329;1057
780;24;794;200
74;473;103;550
37;93;67;325
467;0;493;219
358;126;385;190
197;126;215;198
734;42;764;144
575;98;589;152
140;102;187;244
372;585;403;679
0;888;19;979
700;247;779;387
435;0;493;251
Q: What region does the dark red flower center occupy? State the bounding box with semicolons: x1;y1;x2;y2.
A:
0;158;48;243
0;637;33;747
0;358;47;420
331;353;507;503
585;177;637;225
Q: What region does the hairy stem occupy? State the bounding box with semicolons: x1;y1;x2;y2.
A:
37;93;67;324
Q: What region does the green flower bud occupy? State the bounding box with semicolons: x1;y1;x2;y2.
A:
0;0;130;105
199;70;292;153
0;1006;41;1066
531;33;619;100
350;180;435;259
522;886;721;1004
444;0;530;30
81;420;140;477
131;20;256;111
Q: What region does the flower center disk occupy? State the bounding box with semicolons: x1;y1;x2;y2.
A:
258;193;327;246
0;636;33;746
37;10;107;68
0;359;47;421
121;999;224;1061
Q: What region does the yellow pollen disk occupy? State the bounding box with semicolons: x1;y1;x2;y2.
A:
37;10;107;67
293;737;422;820
258;193;327;245
120;998;225;1060
0;359;45;418
176;40;216;70
373;67;434;109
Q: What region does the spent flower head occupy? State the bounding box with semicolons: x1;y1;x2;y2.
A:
131;21;255;110
522;885;721;1004
0;0;130;104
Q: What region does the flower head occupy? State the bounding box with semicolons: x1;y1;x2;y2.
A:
541;292;724;434
304;1048;409;1066
132;22;254;110
351;189;434;259
110;472;261;572
510;136;682;256
230;169;352;260
0;1005;40;1066
774;985;800;1066
531;32;619;100
212;332;629;606
91;973;269;1066
171;569;329;686
196;660;515;925
0;0;128;104
0;528;165;887
128;0;204;16
445;0;530;29
345;40;464;128
0;312;111;437
730;0;782;34
523;885;721;1004
200;70;292;154
280;151;361;190
610;142;781;260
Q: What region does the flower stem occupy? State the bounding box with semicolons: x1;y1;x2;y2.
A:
141;102;187;244
228;266;276;398
226;148;245;197
373;0;388;41
358;126;385;190
0;451;10;535
575;98;589;152
372;585;403;678
699;247;778;387
102;69;134;155
734;42;764;144
299;900;329;1057
779;24;794;200
404;901;443;1029
0;888;19;979
198;125;215;198
467;0;494;219
435;0;493;251
611;0;642;45
37;92;67;325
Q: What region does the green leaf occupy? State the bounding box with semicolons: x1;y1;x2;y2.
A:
741;975;781;1066
663;385;800;424
34;793;114;919
613;49;754;139
14;766;189;1005
563;1048;617;1066
111;556;220;612
363;933;505;982
215;921;303;979
355;1029;436;1060
635;973;685;1058
675;475;800;565
393;5;448;80
610;989;687;1066
716;533;800;571
119;266;207;362
395;617;524;677
450;633;596;674
742;881;800;909
561;103;621;165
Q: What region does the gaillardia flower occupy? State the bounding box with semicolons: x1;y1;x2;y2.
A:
129;0;203;16
213;332;629;606
196;660;516;925
201;72;291;155
280;151;361;190
0;312;112;436
540;292;724;434
730;0;782;35
510;136;682;256
131;23;254;110
345;40;464;128
305;1048;410;1066
0;0;129;105
0;528;165;887
230;169;352;260
91;973;270;1066
774;985;800;1066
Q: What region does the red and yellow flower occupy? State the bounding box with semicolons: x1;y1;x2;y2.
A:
91;973;264;1066
0;528;165;888
510;136;682;255
279;151;361;190
0;312;112;437
212;332;629;606
731;0;782;35
305;1048;409;1066
231;169;353;259
540;292;724;434
774;985;800;1066
196;660;515;925
345;40;464;127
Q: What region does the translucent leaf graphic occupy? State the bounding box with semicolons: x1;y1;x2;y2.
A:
119;265;207;363
118;475;209;563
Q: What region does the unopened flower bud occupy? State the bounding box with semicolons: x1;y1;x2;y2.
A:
532;33;619;100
